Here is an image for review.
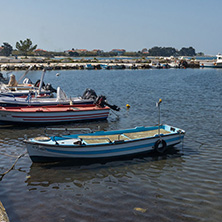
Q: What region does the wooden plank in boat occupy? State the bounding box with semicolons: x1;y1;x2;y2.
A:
79;129;170;144
80;134;129;144
124;129;170;139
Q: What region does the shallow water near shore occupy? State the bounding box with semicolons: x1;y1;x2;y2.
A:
0;68;222;222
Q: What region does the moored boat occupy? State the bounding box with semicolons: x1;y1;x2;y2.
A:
0;84;55;98
0;88;97;107
216;54;222;66
0;103;110;124
24;124;185;163
200;54;222;68
0;68;56;97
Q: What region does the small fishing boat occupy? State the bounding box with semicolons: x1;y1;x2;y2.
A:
0;88;97;107
0;103;110;124
0;68;56;98
24;124;185;163
0;83;55;98
24;99;185;163
200;54;222;68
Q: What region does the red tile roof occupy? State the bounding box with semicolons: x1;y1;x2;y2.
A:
34;49;47;52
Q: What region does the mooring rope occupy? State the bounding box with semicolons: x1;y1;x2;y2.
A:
0;151;27;181
110;109;120;119
194;140;207;150
0;152;19;158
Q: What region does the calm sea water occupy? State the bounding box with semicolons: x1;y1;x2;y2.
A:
0;68;222;222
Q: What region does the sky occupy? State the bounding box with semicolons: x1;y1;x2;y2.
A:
0;0;221;55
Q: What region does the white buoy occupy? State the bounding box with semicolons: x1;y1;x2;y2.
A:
56;73;60;76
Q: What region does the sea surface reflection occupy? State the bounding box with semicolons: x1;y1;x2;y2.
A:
0;68;222;222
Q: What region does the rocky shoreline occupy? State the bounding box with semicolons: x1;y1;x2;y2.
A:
0;201;9;222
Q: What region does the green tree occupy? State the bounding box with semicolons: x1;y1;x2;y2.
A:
1;42;13;56
15;38;37;55
179;47;196;56
148;46;177;56
68;51;79;57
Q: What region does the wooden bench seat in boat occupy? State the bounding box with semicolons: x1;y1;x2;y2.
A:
124;129;170;139
80;134;129;144
79;129;170;145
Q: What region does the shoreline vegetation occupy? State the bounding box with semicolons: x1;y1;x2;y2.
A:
0;39;211;70
0;56;209;71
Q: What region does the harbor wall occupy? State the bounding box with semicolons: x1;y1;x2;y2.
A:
0;60;200;71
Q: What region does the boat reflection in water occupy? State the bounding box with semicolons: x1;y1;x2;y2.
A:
25;147;183;189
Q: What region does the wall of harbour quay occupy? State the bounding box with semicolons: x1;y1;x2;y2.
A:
0;60;200;71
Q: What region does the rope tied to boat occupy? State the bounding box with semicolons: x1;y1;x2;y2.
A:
0;151;27;181
110;109;120;120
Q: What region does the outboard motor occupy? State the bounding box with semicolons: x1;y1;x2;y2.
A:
95;95;106;108
95;95;120;111
82;88;97;100
34;80;56;93
43;83;57;93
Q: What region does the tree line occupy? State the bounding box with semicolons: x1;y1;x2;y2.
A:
147;46;197;57
0;38;201;57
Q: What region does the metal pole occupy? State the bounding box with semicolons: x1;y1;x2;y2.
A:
157;99;162;136
38;68;46;94
158;104;160;136
18;65;33;83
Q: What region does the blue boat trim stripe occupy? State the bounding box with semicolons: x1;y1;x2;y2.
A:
45;137;180;155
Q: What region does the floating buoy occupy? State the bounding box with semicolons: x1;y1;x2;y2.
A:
56;73;60;76
156;99;162;107
126;104;130;109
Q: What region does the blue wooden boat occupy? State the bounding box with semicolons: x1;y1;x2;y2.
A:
24;124;185;163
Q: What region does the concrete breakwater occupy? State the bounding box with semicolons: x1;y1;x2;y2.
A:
0;58;200;71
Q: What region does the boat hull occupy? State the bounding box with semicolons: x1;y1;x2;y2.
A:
28;144;179;164
24;125;185;163
200;62;222;68
0;89;52;98
0;97;94;107
0;105;110;124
